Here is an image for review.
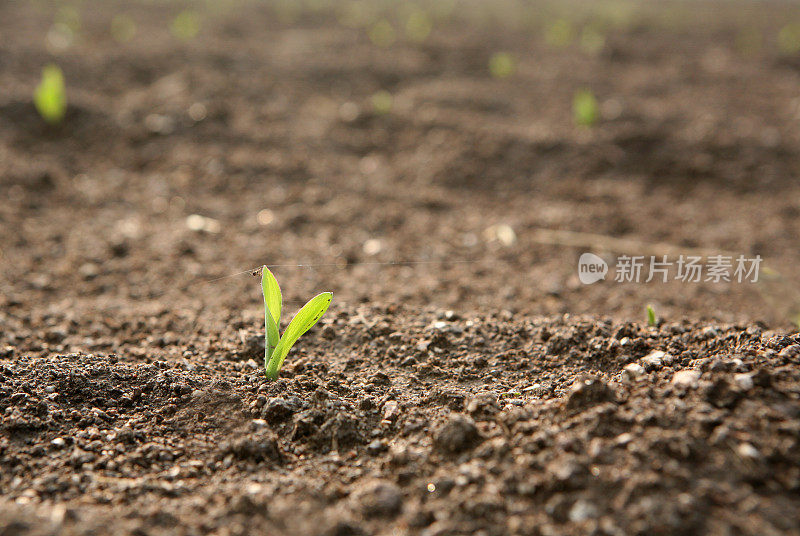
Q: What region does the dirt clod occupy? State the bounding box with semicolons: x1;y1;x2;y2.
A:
433;414;482;455
350;480;403;519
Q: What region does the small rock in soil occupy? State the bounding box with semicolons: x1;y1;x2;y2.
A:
433;414;482;455
565;376;615;412
641;350;671;370
672;369;701;388
220;437;282;463
262;398;294;423
350;480;403;518
623;362;645;380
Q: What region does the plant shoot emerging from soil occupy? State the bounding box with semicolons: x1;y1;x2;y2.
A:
489;52;516;79
573;88;599;127
34;64;66;125
171;10;201;41
371;90;393;115
647;304;657;327
259;266;332;380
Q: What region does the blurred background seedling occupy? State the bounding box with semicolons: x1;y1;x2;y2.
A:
489;52;516;79
404;7;433;43
171;10;201;41
34;64;67;125
778;23;800;55
371;90;393;115
369;19;396;47
546;18;575;48
573;89;599;127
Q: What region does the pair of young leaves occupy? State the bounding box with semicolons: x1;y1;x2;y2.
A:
261;266;332;380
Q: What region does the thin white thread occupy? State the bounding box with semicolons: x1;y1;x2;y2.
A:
202;259;478;283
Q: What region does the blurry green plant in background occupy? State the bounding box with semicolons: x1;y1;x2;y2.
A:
489;52;516;79
369;18;396;47
34;64;67;125
778;23;800;55
371;90;394;115
573;89;599;127
546;18;574;47
171;10;201;41
405;6;433;42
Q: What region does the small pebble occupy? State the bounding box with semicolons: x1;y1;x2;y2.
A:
641;350;670;371
623;363;645;379
733;373;754;391
672;370;701;388
737;442;761;459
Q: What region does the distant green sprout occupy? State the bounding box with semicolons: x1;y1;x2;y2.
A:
489;52;516;79
573;89;599;127
369;19;396;47
778;24;800;55
405;8;433;42
111;14;137;43
646;304;657;327
546;18;575;48
371;90;393;115
171;10;201;41
34;64;67;125
260;266;332;380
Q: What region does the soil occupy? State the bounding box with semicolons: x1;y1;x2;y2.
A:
1;1;800;535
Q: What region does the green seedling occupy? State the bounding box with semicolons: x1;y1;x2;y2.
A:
573;89;599;127
546;18;575;48
646;304;657;327
405;8;433;43
260;266;332;380
34;64;67;125
369;19;396;47
489;52;516;79
171;10;201;41
371;90;393;115
778;23;800;55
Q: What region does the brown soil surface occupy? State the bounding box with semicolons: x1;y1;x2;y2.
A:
1;1;800;535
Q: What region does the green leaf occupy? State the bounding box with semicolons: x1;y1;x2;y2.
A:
572;89;599;127
34;64;67;125
265;292;332;380
646;304;656;327
261;266;282;359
